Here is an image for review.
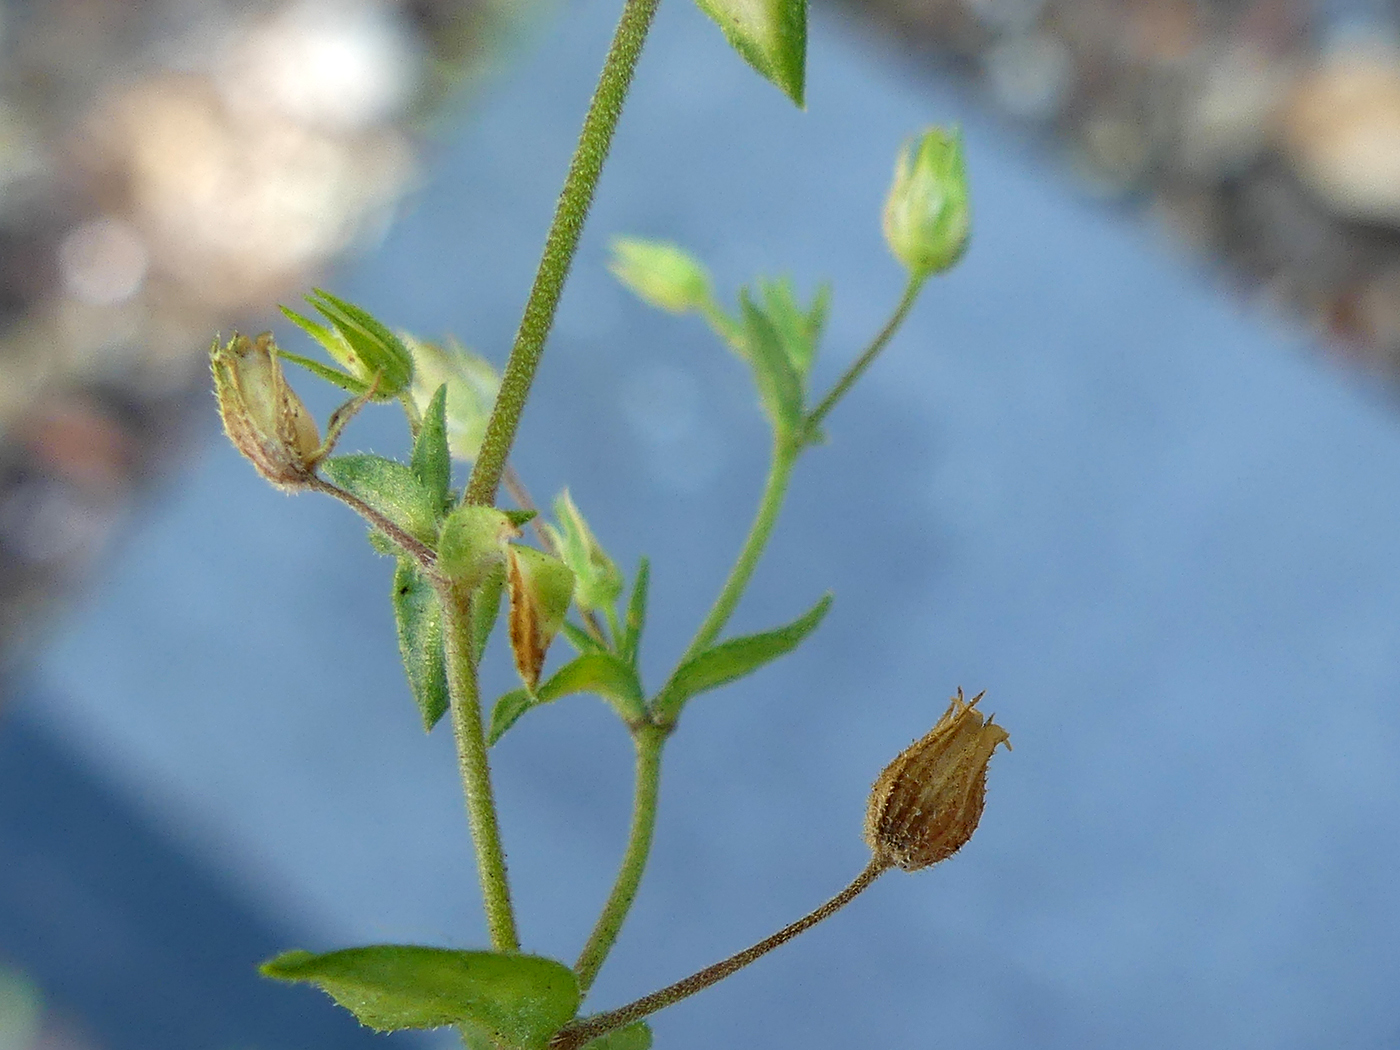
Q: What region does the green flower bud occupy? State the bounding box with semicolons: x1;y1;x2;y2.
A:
405;335;500;462
865;688;1009;871
507;545;575;690
438;506;517;591
609;237;713;314
882;127;971;278
211;332;323;490
285;290;414;398
543;490;623;614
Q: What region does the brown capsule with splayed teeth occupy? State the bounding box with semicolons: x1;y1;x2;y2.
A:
865;688;1010;872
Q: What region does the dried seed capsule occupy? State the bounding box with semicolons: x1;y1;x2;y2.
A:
865;688;1010;871
211;332;322;490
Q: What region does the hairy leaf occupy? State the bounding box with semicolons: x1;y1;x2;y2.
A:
620;557;651;669
393;558;448;731
489;651;645;745
655;593;832;718
740;292;803;435
694;0;807;106
411;385;451;513
584;1021;653;1050
322;454;440;548
260;946;578;1046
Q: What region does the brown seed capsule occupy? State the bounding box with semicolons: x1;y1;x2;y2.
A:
211;332;322;490
865;688;1010;872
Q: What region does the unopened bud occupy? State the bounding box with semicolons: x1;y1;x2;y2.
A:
507;545;575;690
544;490;623;614
865;688;1009;871
883;127;971;279
211;332;322;490
609;237;713;314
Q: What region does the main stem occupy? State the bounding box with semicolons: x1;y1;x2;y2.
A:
574;723;667;993
674;434;799;666
465;0;662;506
551;859;890;1049
440;584;519;950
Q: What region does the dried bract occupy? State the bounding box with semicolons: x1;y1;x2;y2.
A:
865;688;1010;871
211;332;322;489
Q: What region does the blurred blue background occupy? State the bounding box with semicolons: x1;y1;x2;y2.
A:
6;0;1400;1046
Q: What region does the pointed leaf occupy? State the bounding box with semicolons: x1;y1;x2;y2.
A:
584;1022;653;1050
275;348;371;396
260;946;579;1045
392;559;449;731
505;509;538;528
655;593;832;718
489;651;645;745
472;561;507;663
620;557;651;669
411;384;451;512
561;620;605;654
740;291;803;434
488;688;533;746
322;454;440;548
694;0;807;106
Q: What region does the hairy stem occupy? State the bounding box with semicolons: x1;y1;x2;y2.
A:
439;584;519;950
654;435;799;726
308;475;439;577
804;274;926;436
574;723;667;993
465;0;662;506
551;859;890;1049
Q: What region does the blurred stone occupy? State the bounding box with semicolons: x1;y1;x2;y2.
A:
1282;46;1400;227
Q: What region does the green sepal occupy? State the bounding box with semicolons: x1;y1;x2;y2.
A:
259;946;579;1046
489;651;646;745
306;289;414;398
561;620;605;653
739;291;803;435
608;237;713;314
472;561;507;663
619;557;650;669
368;529;399;556
392;558;449;731
583;1022;653;1050
322;454;440;548
439;506;515;590
505;509;538;528
694;0;807;106
274;348;372;396
411;385;451;513
654;593;832;720
757;277;829;378
544;491;623;615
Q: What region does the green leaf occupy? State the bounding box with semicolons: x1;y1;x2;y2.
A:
472;562;507;663
438;506;513;589
584;1021;653;1050
412;385;452;512
620;557;650;669
322;454;440;548
275;348;371;396
739;291;803;434
505;509;538;528
393;559;449;731
757;277;828;378
260;946;579;1046
561;620;604;654
489;651;645;745
694;0;807;106
608;237;712;314
656;593;832;716
488;688;533;746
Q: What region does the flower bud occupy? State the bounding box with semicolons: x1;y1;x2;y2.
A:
507;545;575;690
865;688;1009;871
543;490;623;614
609;237;713;314
211;332;322;489
405;336;500;462
882;127;971;279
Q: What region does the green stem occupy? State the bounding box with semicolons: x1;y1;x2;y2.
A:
671;433;800;673
439;584;519;950
804;274;926;436
550;859;890;1050
465;0;662;506
574;723;667;993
